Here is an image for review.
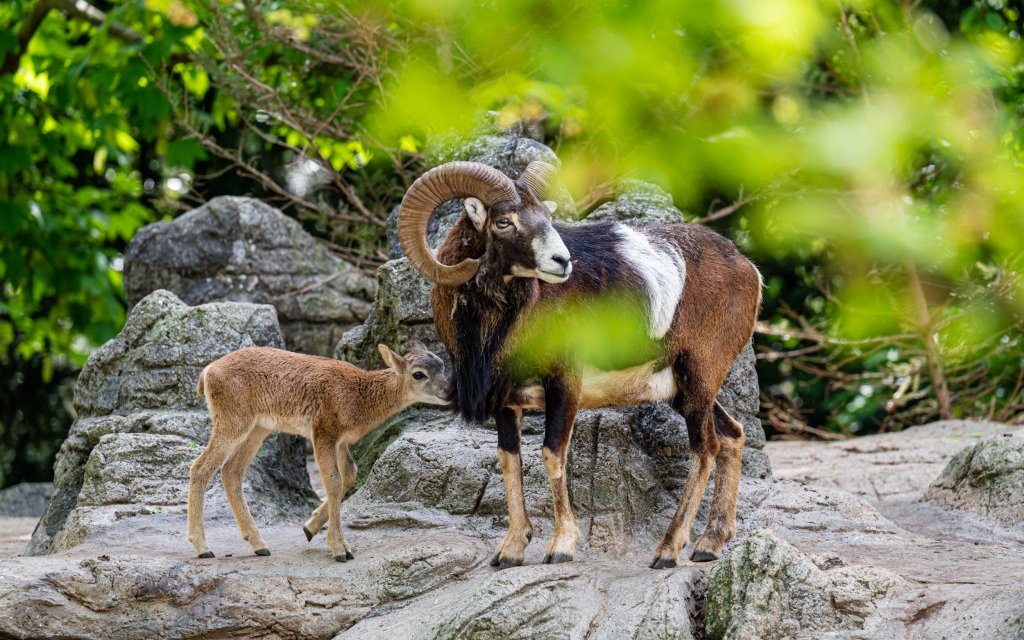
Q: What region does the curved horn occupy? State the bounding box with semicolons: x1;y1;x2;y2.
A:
398;161;518;285
517;161;557;199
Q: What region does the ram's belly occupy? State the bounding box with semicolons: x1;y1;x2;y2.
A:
509;362;676;411
579;362;676;409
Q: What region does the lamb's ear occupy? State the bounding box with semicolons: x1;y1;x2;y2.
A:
464;197;487;232
543;200;558;215
378;344;405;372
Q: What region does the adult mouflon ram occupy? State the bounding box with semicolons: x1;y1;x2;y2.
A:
398;160;762;569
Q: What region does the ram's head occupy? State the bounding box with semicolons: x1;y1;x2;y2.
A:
398;161;572;285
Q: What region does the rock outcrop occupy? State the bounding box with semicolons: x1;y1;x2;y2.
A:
924;431;1024;525
705;530;907;640
587;178;686;224
26;290;316;556
0;482;51;518
124;196;377;356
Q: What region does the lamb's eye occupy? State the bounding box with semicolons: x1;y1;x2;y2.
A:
412;371;427;380
495;218;512;230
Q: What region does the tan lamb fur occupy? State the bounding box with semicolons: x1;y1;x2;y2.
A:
186;342;449;561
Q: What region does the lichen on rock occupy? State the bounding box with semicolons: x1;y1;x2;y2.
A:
924;431;1024;525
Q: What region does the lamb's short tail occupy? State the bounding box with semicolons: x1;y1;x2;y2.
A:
196;366;208;397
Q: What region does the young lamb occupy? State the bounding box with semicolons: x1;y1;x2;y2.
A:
186;342;450;561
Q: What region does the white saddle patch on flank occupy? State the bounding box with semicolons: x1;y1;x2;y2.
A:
613;224;686;339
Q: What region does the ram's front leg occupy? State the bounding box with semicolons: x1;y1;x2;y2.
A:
541;374;581;564
491;407;533;569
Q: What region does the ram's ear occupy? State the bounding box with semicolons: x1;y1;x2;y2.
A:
543;200;558;215
378;344;405;372
464;197;487;232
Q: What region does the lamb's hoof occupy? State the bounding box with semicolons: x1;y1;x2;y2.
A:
334;554;349;563
197;551;215;559
491;554;523;570
542;552;573;565
345;550;355;560
690;549;718;562
303;526;315;542
649;557;677;570
254;548;271;557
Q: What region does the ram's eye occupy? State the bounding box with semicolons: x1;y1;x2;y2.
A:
412;371;427;380
494;218;512;230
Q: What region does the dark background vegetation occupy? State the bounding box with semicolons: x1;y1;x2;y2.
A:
1;0;1022;487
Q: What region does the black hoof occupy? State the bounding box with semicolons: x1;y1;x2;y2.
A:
497;556;523;570
197;551;215;559
649;557;677;570
303;526;315;542
254;548;271;557
690;549;719;562
334;554;348;563
345;550;355;560
525;530;533;542
542;552;572;565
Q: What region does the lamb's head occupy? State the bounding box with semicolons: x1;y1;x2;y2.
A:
397;161;572;286
378;341;450;406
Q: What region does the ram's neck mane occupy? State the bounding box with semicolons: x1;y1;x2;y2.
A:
431;217;539;423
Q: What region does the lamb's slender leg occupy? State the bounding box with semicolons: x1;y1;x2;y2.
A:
541;375;581;565
221;424;271;556
651;357;720;569
690;402;745;561
312;418;353;562
491;407;533;569
187;419;243;558
303;444;356;542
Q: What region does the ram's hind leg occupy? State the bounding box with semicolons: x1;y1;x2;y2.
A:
221;424;271;556
541;375;581;565
651;357;719;569
690;402;744;561
491;408;533;569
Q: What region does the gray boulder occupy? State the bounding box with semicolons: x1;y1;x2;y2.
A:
705;529;908;640
0;482;52;518
26;290;316;556
587;178;686;223
924;431;1024;525
335;258;440;370
124;196;376;356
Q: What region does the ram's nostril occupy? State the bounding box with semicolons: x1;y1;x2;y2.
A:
551;255;569;268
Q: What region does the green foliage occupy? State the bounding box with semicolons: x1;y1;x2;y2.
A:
506;295;660;382
0;346;74;488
